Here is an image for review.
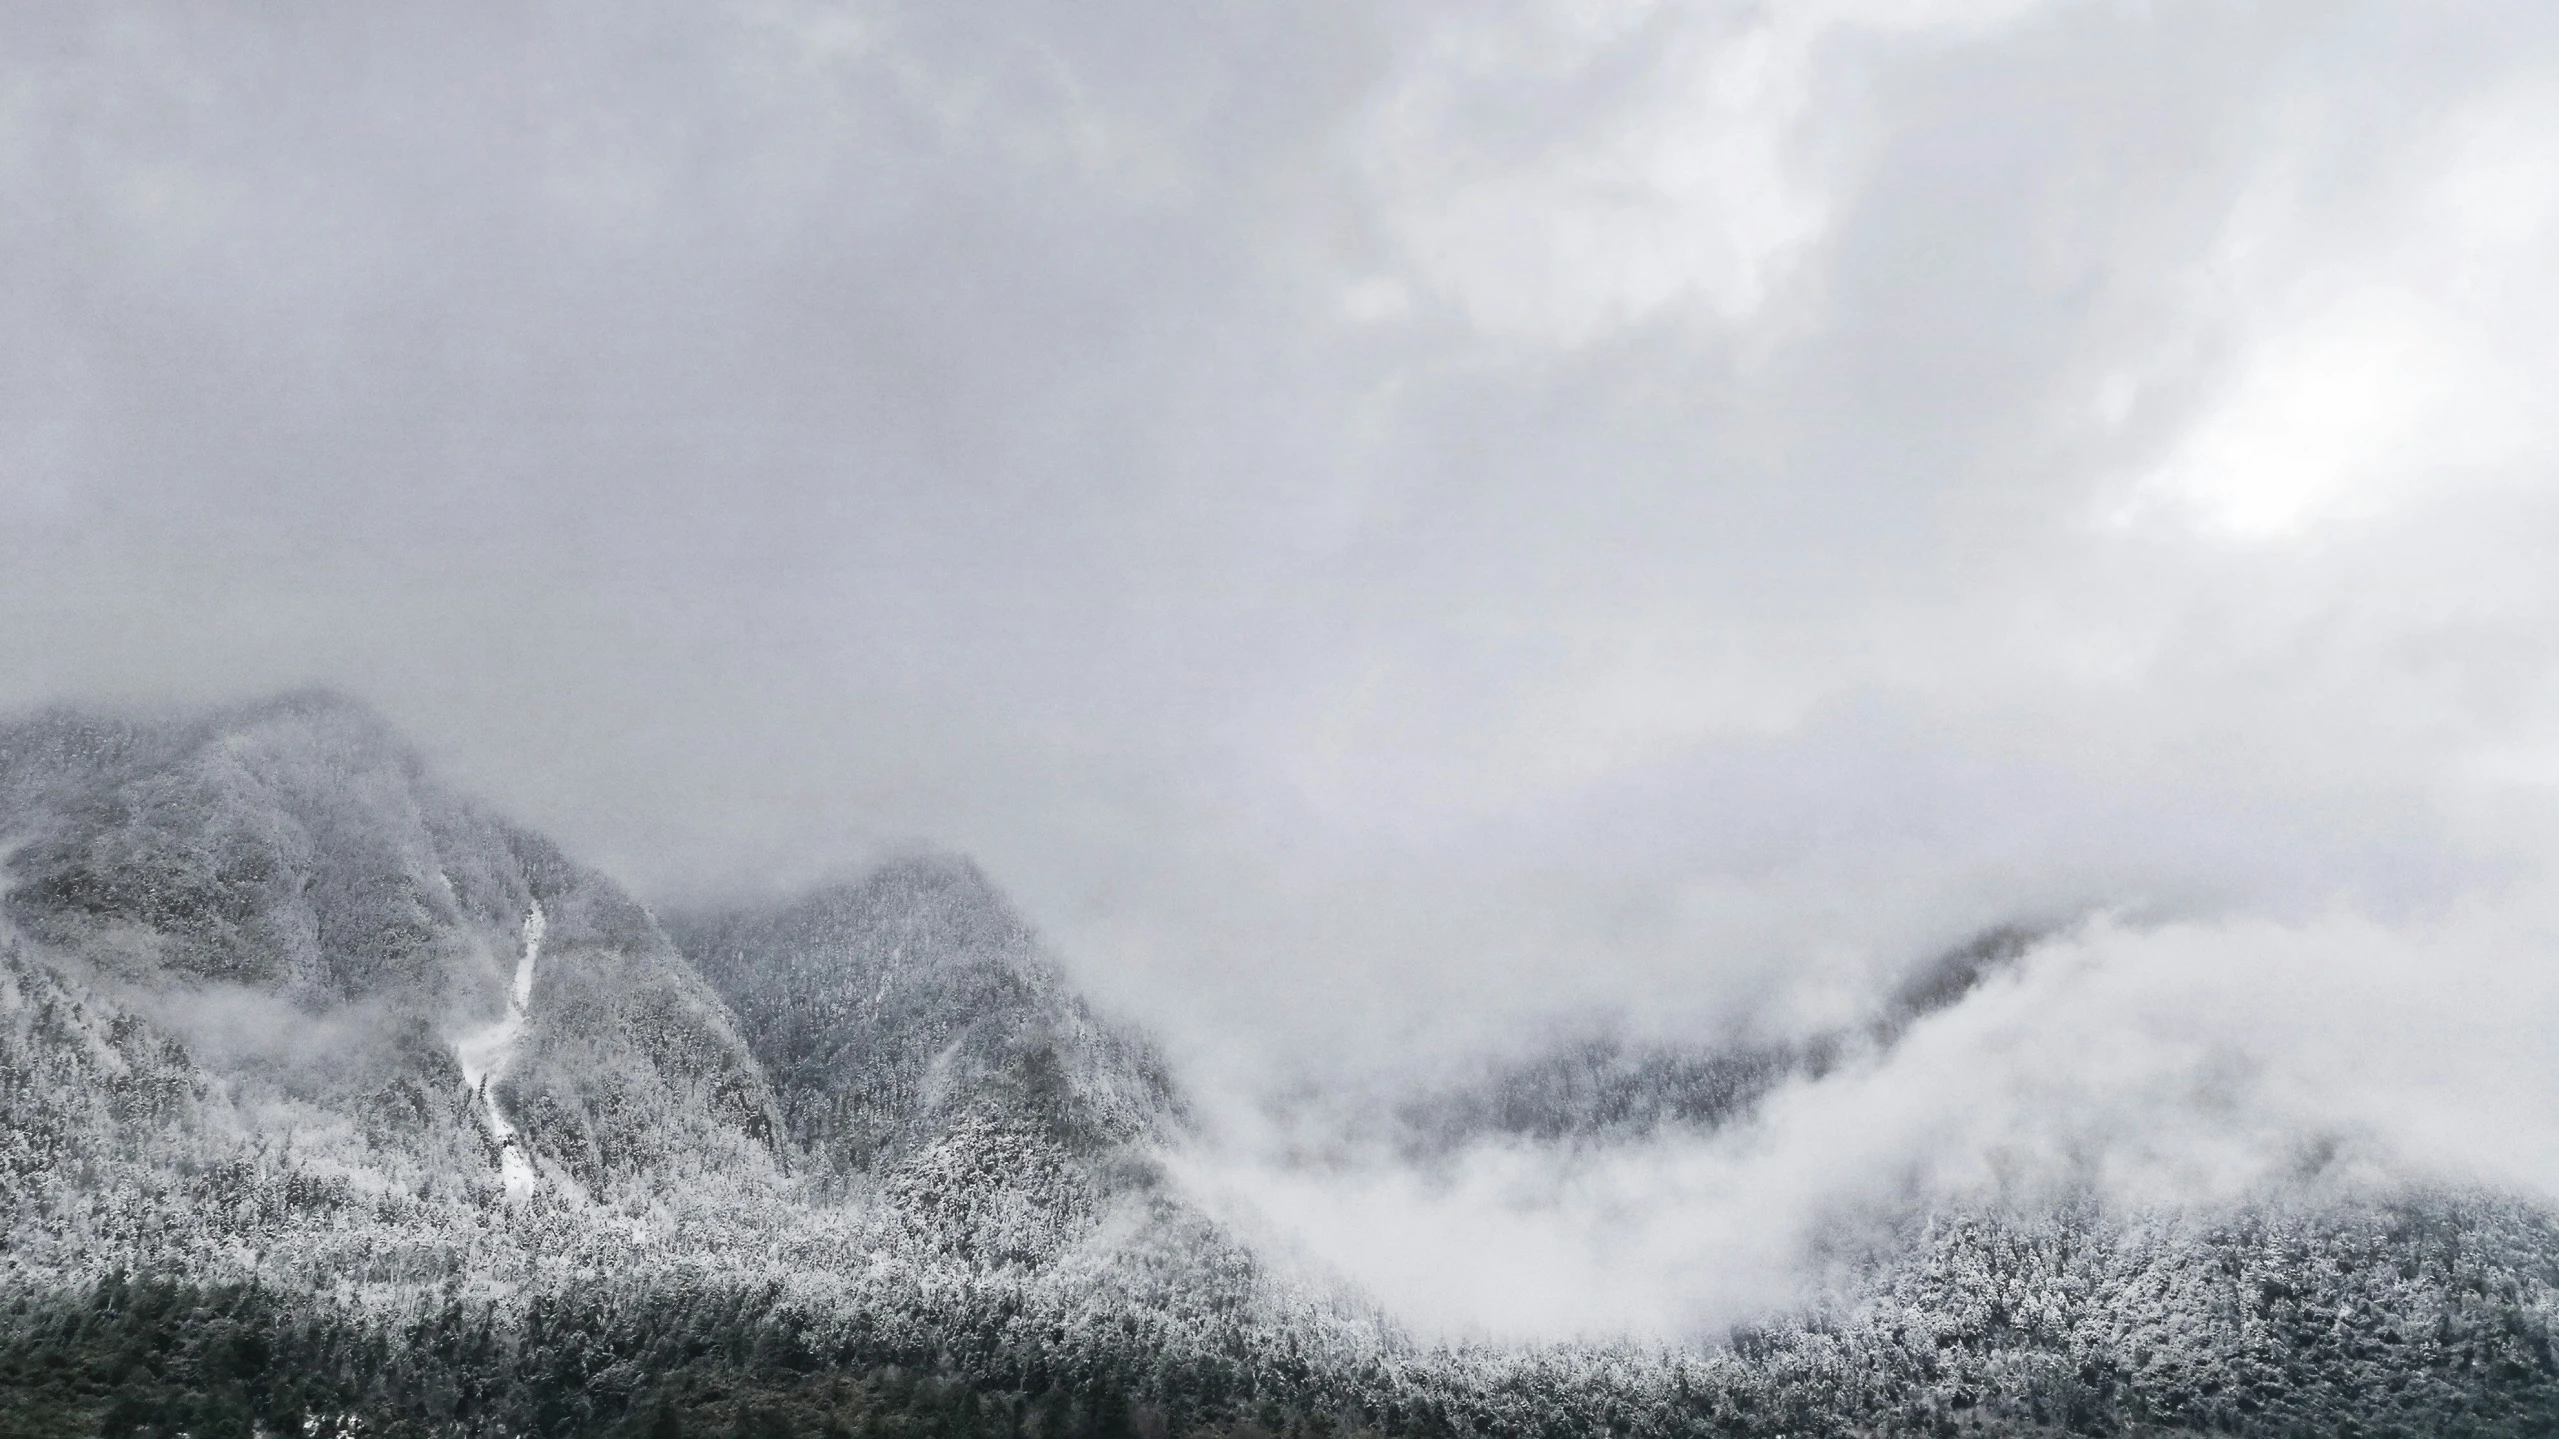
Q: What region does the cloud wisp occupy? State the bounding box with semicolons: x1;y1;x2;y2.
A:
1183;897;2559;1344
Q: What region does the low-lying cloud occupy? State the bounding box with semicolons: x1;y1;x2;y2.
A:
1179;892;2559;1343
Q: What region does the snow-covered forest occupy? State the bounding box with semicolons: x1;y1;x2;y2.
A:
3;695;2553;1438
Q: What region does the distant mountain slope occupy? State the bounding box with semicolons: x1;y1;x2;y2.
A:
0;691;780;1207
668;855;1181;1176
1383;926;2039;1156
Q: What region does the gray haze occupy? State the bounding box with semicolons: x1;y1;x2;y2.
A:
10;1;2559;1332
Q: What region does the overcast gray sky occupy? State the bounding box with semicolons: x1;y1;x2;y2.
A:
8;0;2559;1097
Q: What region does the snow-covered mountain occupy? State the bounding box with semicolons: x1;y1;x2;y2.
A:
1369;926;2040;1159
668;856;1185;1268
0;691;780;1212
670;855;1180;1175
3;694;2555;1439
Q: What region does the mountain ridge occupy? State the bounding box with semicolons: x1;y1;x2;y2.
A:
2;693;2554;1439
668;853;1183;1180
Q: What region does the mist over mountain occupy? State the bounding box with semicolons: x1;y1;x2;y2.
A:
1316;926;2042;1164
1;692;783;1205
669;856;1182;1177
3;695;2555;1438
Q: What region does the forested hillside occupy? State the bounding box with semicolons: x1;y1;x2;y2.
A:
4;696;2555;1437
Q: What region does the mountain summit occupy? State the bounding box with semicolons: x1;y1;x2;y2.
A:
0;691;779;1207
670;855;1181;1177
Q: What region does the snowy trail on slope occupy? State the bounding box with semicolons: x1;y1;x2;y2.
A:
453;902;545;1199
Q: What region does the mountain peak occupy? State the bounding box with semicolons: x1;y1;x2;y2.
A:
204;687;419;760
753;849;1039;977
671;857;1180;1173
0;691;781;1201
0;692;507;996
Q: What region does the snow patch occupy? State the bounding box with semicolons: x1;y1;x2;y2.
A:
512;902;543;1008
452;903;546;1200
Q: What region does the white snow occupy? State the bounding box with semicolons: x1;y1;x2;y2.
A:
453;902;546;1199
512;902;543;1007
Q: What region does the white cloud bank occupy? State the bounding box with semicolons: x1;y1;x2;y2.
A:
1184;894;2559;1342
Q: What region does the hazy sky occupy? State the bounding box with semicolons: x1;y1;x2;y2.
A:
9;0;2559;1090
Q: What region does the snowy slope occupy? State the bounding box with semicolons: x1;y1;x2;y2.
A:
669;855;1182;1176
2;694;2555;1438
0;692;781;1211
